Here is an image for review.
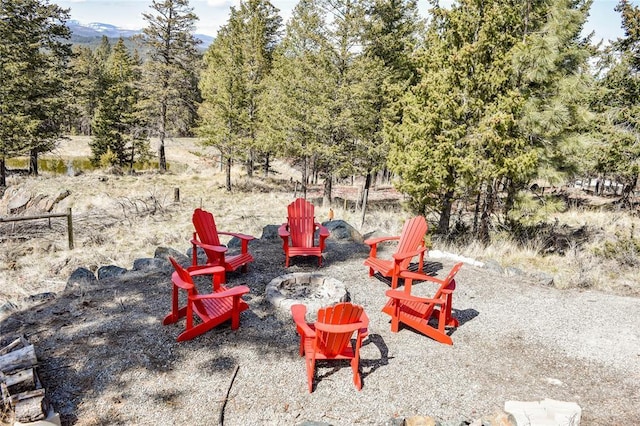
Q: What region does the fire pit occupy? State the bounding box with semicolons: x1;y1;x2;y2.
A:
266;273;349;319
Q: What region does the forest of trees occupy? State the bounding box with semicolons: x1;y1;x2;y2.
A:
1;0;639;241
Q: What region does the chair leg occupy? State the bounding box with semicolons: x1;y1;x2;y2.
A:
351;357;362;390
306;357;315;393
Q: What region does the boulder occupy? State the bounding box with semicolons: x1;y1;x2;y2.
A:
322;220;363;243
260;224;281;240
132;258;170;272
97;265;128;280
26;292;56;303
154;246;189;265
66;267;97;290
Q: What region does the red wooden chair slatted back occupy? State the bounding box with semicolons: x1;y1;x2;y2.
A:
193;208;222;260
316;303;364;357
279;198;329;267
363;215;428;288
395;216;428;270
163;257;250;341
288;198;316;248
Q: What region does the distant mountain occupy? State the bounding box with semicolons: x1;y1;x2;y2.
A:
66;20;214;50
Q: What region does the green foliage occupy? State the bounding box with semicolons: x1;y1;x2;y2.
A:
0;0;73;177
139;0;202;171
591;0;640;201
89;38;149;168
507;191;566;225
198;0;282;184
593;224;640;266
389;0;593;238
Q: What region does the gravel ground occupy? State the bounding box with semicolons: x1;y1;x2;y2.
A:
1;236;639;425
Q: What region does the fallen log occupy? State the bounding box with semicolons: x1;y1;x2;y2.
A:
0;345;37;375
12;389;47;423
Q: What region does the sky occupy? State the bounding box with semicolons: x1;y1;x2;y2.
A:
55;0;635;44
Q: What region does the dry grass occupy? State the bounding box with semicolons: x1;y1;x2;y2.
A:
1;137;638;311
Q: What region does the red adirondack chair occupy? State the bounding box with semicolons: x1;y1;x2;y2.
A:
163;257;250;342
382;262;463;345
278;198;330;267
291;302;369;392
191;208;255;282
363;216;428;289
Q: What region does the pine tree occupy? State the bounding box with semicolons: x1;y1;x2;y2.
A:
260;0;335;197
593;0;640;203
90;38;149;169
139;0;201;171
198;0;282;189
0;0;72;182
389;0;593;240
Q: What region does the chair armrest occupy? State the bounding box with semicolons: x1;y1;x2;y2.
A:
187;265;226;277
217;231;255;241
364;235;400;247
397;269;444;285
291;304;315;336
392;246;427;261
385;289;445;305
190;239;227;254
316;223;330;237
191;285;250;301
278;223;290;238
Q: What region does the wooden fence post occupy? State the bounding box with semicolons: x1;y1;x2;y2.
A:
67;208;74;250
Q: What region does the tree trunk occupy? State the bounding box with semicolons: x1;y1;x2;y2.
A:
323;173;332;207
473;185;482;235
504;178;517;223
360;171;372;226
29;150;38;176
246;149;254;178
301;156;308;199
0;157;6;187
158;103;167;171
437;189;454;235
225;157;232;192
621;173;638;205
263;153;270;178
478;180;497;244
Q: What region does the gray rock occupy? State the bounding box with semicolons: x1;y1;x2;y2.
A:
0;301;18;315
227;237;241;248
7;189;31;214
186;246;207;264
97;265;128;280
66;267;98;290
530;270;555;287
483;259;504;274
132;257;170;272
26;292;56;303
260;224;281;240
154;246;189;264
505;266;526;277
322;220;363;243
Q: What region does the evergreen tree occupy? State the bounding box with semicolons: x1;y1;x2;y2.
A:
593;0;640;203
198;0;282;189
0;0;72;182
260;0;335;197
389;0;592;241
139;0;201;171
90;38;149;169
68;45;105;135
263;0;381;204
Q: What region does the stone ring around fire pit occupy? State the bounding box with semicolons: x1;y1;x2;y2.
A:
266;273;350;320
